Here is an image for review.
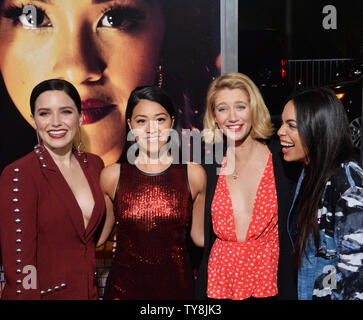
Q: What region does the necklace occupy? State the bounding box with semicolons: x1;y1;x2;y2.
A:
232;171;238;180
224;158;240;181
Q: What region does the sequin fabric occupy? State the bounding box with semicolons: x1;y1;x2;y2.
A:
103;163;194;300
207;153;279;299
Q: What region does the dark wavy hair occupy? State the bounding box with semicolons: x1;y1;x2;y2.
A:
293;87;357;268
30;79;82;115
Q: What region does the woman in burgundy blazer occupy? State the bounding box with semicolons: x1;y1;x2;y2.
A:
0;79;106;300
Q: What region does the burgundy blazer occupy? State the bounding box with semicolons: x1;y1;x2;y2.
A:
0;148;105;300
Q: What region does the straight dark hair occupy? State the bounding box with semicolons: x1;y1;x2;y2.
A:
120;85;177;162
293;87;356;268
30;79;82;115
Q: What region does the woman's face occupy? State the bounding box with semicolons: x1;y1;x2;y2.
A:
214;88;253;144
277;100;308;164
0;0;164;165
32;90;82;153
128;99;174;156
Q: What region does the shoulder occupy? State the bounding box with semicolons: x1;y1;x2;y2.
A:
324;162;363;209
100;163;121;193
329;161;363;190
1;152;37;178
187;162;206;175
84;152;104;169
328;163;363;241
321;162;363;218
0;152;38;197
187;162;207;191
100;163;121;199
101;162;120;177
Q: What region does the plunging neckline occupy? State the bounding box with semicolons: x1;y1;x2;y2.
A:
49;150;96;233
64;155;96;232
222;152;272;242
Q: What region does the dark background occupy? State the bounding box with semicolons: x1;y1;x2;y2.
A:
238;0;362;119
238;0;362;59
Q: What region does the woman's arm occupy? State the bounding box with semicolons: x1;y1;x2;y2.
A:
95;164;119;247
334;183;363;300
187;163;207;247
0;164;40;299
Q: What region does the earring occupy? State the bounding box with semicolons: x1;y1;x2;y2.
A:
157;64;163;88
35;129;41;147
77;127;84;155
33;129;45;154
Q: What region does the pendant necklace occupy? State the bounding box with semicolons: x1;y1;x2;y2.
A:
232;171;238;180
225;158;239;181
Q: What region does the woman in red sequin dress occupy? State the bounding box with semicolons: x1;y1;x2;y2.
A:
98;86;206;300
195;73;300;300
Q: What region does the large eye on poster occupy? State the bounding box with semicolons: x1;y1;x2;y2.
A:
0;0;221;297
0;0;221;171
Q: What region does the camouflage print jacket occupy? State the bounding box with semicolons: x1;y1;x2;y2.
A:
297;162;363;300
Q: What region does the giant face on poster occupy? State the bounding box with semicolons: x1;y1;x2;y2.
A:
0;0;220;169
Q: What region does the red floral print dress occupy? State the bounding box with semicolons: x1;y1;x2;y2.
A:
207;153;279;299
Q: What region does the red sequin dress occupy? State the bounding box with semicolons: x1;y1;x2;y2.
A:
103;163;194;300
207;153;279;299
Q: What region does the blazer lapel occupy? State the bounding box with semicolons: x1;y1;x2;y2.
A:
78;155;103;242
35;149;87;243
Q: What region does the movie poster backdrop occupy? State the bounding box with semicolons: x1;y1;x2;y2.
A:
0;0;221;297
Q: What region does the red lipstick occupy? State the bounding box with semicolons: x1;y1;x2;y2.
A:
48;130;67;139
81;99;117;125
226;124;243;132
